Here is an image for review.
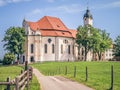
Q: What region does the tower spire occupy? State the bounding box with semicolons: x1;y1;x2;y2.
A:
87;0;89;10
83;1;93;26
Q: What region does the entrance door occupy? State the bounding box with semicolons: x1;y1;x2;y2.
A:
23;56;25;63
30;56;34;62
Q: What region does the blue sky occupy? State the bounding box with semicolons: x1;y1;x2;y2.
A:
0;0;120;58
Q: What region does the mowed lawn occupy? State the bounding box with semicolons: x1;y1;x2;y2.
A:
0;65;40;90
31;61;120;90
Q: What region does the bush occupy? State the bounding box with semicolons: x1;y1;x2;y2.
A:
0;59;2;63
3;53;15;65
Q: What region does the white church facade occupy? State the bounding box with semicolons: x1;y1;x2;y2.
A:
21;8;113;63
22;16;78;63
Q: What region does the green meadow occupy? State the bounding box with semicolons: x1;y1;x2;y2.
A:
31;61;120;90
0;65;40;90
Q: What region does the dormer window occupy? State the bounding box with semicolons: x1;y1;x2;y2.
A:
57;25;60;27
62;32;65;35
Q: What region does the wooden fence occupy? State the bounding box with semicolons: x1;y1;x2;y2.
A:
0;67;33;90
48;65;114;90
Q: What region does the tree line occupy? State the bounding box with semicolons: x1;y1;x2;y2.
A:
76;25;119;61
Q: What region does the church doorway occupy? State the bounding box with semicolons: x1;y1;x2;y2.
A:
30;56;34;62
23;56;25;63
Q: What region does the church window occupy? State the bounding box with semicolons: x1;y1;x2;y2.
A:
73;45;74;55
63;39;68;44
31;44;34;53
48;38;52;43
68;45;70;54
45;44;47;53
52;44;55;53
61;44;63;54
32;32;34;35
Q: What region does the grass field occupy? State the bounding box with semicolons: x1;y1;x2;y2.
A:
31;61;120;90
0;65;40;90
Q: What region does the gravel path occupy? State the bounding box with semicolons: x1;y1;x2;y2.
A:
33;68;93;90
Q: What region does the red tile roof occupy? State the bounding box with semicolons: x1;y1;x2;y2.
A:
26;16;76;38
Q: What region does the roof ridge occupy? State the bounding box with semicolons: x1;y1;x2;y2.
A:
58;18;68;30
45;16;54;29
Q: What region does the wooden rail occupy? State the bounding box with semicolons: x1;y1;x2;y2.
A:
0;66;33;90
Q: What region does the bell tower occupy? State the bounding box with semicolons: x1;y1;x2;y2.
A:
83;7;93;26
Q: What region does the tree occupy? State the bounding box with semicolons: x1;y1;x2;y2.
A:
76;25;100;61
3;27;25;62
93;30;112;60
3;53;15;65
113;35;120;57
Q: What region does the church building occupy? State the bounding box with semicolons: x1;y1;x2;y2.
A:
22;16;78;63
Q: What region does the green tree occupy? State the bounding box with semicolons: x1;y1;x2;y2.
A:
93;30;112;60
76;25;100;61
113;35;120;56
3;27;25;62
3;53;15;65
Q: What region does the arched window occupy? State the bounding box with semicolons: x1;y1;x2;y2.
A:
31;44;34;53
68;45;70;54
73;45;74;55
52;44;54;53
45;44;47;53
61;44;63;54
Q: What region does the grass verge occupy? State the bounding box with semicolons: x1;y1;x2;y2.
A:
0;65;40;90
31;61;120;90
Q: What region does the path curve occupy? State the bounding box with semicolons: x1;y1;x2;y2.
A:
33;68;93;90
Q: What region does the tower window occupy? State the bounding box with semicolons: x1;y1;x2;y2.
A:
52;44;55;54
31;44;34;53
44;44;47;53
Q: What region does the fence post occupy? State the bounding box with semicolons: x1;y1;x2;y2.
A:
15;77;19;90
65;66;67;75
111;65;114;90
27;70;29;90
6;77;10;90
74;66;76;78
85;66;88;81
25;61;28;71
21;70;24;74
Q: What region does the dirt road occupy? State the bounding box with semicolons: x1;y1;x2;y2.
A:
33;68;93;90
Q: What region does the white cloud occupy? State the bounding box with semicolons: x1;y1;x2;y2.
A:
108;1;120;8
92;1;120;9
0;0;31;6
0;0;5;6
30;8;41;15
26;4;85;17
47;0;55;3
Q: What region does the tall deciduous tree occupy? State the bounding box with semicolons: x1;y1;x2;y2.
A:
3;27;25;61
93;30;112;60
113;35;120;57
76;25;100;61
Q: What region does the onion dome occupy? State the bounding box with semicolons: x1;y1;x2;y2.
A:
84;8;93;19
